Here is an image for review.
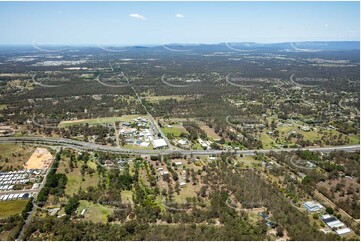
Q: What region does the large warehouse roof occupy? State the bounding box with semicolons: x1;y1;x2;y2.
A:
152;139;168;149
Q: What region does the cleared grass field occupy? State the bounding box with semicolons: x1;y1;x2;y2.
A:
174;182;201;203
146;95;186;103
198;123;221;140
192;143;204;150
348;135;360;145
298;130;320;141
56;160;99;196
0;200;28;219
239;156;258;168
77;200;112;223
0;104;7;111
123;143;154;150
161;125;187;137
0;144;35;171
260;133;274;149
121;190;133;203
58;115;147;127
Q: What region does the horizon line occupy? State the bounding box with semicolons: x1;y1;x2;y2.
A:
0;40;360;47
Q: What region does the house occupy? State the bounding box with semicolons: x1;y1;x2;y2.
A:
178;139;188;145
152;139;168;149
49;208;61;216
301;126;311;131
197;138;212;150
159;170;169;176
179;182;186;187
303;201;325;212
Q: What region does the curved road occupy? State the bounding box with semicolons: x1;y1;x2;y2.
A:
0;137;359;155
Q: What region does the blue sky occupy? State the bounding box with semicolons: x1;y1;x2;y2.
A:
0;1;359;45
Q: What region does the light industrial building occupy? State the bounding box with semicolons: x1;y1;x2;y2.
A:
152;138;168;149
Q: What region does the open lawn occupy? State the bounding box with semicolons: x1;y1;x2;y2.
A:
77;200;112;223
121;190;133;203
348;135;360;145
162;125;187;137
277;125;296;136
0;200;28;219
298;130;320;141
174;182;201;203
191;143;204;150
0;104;7;111
260;133;274;149
239;156;258;168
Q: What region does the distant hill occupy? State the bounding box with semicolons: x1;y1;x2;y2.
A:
0;41;359;53
150;41;360;52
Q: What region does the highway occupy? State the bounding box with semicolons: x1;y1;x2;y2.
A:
0;135;358;240
0;136;359;155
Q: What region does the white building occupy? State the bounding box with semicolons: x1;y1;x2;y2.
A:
159;170;169;176
336;228;351;236
152;139;168;149
321;214;345;229
178;139;188;146
303;201;324;212
301;126;311;131
140;142;150;147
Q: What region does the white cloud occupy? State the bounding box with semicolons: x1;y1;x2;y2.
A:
129;13;146;20
175;13;184;18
